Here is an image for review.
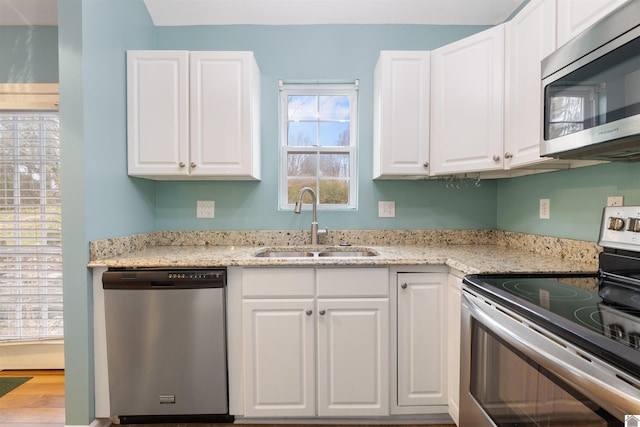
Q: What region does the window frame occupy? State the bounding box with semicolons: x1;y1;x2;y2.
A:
278;81;359;211
0;84;62;343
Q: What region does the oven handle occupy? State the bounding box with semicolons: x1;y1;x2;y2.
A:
463;290;640;418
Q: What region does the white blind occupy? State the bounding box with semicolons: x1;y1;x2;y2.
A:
0;111;63;342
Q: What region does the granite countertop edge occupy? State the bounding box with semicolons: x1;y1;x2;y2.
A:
87;243;598;275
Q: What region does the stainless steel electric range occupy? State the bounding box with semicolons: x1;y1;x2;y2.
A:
461;205;640;426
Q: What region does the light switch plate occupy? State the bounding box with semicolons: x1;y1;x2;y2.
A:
378;201;395;218
197;200;215;218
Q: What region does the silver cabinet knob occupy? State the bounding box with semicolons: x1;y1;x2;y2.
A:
504;152;513;159
179;162;185;168
190;162;196;168
306;310;313;316
401;283;408;289
492;154;501;162
423;162;429;168
319;310;326;316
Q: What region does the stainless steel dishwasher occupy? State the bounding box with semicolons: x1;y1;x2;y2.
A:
102;268;231;424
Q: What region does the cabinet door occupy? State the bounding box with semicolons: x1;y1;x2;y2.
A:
504;0;557;168
556;0;627;47
127;51;189;177
430;25;505;175
397;272;447;407
190;51;261;180
446;274;463;425
242;299;315;417
373;51;431;178
316;298;390;416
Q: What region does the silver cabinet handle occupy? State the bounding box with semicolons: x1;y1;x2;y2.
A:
319;310;326;316
179;162;185;168
401;283;408;289
423;162;429;168
190;162;196;168
504;152;513;159
306;310;312;316
492;154;501;161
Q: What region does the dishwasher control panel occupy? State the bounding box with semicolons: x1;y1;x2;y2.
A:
103;268;226;289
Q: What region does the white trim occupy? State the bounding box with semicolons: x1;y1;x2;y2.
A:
0;83;59;110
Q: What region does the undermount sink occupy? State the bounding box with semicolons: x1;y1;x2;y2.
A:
254;248;378;258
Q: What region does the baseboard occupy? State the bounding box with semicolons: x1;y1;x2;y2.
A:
0;342;64;369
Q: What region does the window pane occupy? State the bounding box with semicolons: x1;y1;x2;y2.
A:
287;153;317;177
320;153;349;177
319;180;349;204
288;95;317;120
319;95;350;120
287;179;317;204
288;122;317;146
319;122;349;147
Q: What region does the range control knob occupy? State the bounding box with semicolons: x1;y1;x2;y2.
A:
628;217;640;232
608;217;625;231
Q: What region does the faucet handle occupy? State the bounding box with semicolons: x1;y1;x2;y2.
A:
318;228;328;237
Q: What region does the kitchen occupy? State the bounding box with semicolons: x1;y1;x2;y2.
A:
3;0;640;426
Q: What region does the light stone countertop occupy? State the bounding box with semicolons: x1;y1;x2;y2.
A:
88;243;598;275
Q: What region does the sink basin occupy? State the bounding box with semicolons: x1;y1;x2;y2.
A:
317;250;377;257
254;248;377;258
254;251;317;258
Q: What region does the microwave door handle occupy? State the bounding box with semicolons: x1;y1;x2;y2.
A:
463;292;640;418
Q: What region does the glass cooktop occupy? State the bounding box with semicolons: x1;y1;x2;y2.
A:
463;273;640;378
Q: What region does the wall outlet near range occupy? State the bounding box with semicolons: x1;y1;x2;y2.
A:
539;199;550;219
378;201;395;218
197;200;215;218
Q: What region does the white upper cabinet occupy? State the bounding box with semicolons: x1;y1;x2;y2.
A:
127;51;190;178
556;0;628;47
504;0;557;169
373;51;431;179
127;50;261;180
430;25;505;175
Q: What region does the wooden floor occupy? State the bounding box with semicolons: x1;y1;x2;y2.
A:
0;370;65;427
0;370;454;427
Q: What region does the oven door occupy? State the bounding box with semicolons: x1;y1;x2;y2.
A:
460;286;638;426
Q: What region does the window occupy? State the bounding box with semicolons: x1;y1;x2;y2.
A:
0;84;62;342
279;81;358;210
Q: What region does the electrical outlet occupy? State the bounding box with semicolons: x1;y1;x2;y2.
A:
378;201;395;218
539;199;550;219
607;196;624;207
196;200;215;218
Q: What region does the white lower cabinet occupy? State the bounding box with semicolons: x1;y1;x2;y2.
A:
446;272;463;425
242;298;316;417
241;267;389;418
396;271;448;408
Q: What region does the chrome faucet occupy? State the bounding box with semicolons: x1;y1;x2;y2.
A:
294;187;328;245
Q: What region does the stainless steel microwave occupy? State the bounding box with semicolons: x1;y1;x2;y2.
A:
541;0;640;161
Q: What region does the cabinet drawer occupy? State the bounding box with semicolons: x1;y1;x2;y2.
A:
243;268;315;297
317;268;389;297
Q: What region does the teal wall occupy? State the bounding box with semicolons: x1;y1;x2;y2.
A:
154;24;498;231
58;0;155;424
0;26;58;82
497;162;640;242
